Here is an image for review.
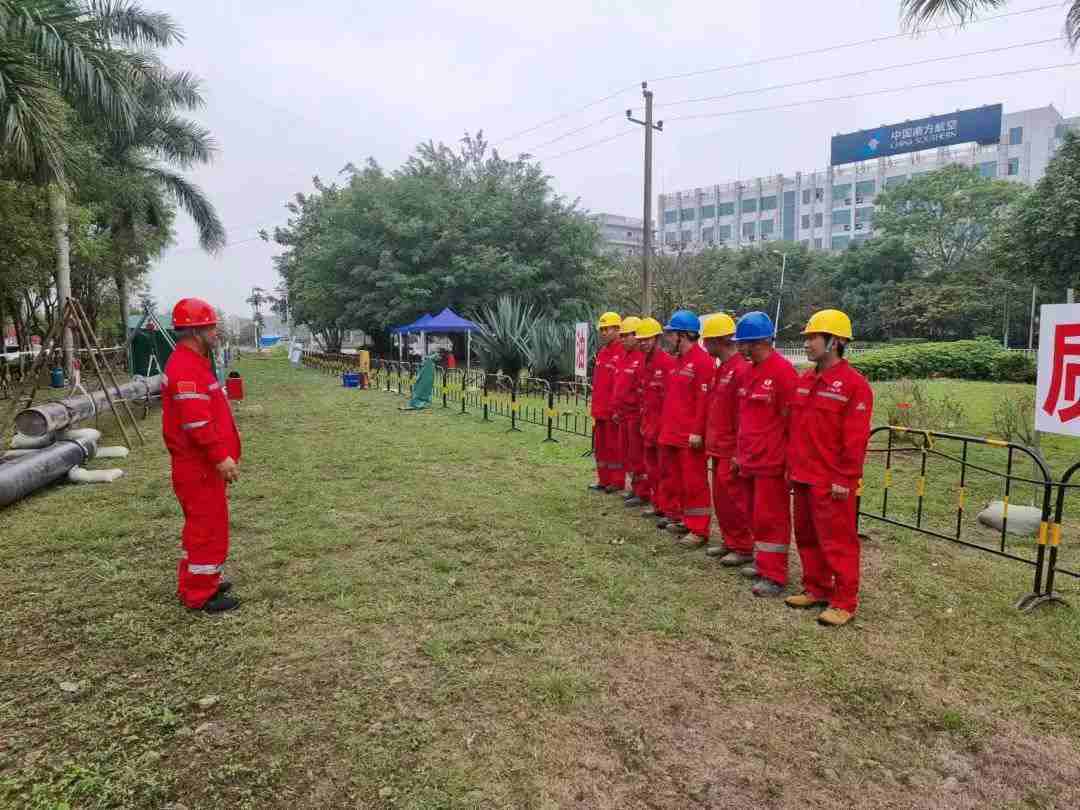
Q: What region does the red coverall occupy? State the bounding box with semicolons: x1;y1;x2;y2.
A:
639;347;676;511
788;360;874;613
658;344;714;539
705;353;754;555
162;344;242;609
591;341;625;488
613;348;646;495
735;350;798;585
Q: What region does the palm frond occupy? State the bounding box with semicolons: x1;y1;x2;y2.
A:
1067;0;1080;48
900;0;1005;30
88;0;184;48
0;48;70;182
137;113;215;167
148;166;226;252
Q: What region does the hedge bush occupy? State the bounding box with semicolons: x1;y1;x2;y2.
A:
849;339;1033;382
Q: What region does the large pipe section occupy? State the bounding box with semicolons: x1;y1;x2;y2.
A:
14;375;162;437
0;435;96;508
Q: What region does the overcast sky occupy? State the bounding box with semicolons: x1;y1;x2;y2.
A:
148;0;1075;317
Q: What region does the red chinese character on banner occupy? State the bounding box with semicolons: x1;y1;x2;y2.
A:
1042;322;1080;423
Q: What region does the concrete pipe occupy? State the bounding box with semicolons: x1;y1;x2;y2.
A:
14;375;162;437
0;435;96;509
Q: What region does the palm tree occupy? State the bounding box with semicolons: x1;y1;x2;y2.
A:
101;60;226;342
900;0;1080;47
0;0;182;372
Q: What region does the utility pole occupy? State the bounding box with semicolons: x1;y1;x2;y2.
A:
627;82;663;316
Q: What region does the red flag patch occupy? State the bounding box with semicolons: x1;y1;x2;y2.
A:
177;381;197;394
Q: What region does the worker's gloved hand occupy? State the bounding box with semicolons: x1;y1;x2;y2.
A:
830;483;850;501
688;434;703;449
216;457;240;484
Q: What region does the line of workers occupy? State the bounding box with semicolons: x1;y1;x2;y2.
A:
590;308;874;627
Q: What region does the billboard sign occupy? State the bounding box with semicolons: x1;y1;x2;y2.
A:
574;322;589;378
1036;304;1080;437
830;104;1002;166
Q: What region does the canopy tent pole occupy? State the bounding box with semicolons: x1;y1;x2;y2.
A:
467;331;471;373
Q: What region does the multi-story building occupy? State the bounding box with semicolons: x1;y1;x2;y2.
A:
659;104;1079;253
589;213;651;256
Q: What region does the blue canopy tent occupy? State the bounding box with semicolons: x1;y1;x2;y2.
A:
391;313;433;361
391;308;482;370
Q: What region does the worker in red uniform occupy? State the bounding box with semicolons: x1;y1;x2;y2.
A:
657;310;714;549
589;312;625;493
163;298;242;613
635;317;676;519
786;310;874;627
701;313;755;567
733;311;798;597
612;316;645;503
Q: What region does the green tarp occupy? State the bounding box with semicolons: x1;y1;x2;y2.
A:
403;356;436;410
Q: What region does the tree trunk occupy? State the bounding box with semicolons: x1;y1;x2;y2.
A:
116;269;129;351
47;184;74;377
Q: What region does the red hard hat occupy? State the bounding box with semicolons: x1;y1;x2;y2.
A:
172;297;217;329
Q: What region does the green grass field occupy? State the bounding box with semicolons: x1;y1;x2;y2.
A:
3;357;1080;809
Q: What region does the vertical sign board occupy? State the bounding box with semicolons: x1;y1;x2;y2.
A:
830;104;1002;166
1036;304;1080;437
574;322;589;379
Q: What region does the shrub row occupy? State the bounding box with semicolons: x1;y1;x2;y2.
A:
849;339;1036;383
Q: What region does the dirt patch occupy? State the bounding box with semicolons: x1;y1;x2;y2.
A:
537;636;1080;810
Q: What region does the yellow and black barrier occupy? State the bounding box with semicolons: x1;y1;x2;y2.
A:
859;426;1058;611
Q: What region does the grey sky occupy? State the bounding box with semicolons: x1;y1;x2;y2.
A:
149;0;1075;318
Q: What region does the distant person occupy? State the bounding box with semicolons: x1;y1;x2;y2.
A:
786;310;873;627
611;317;644;503
446;351;457;370
162;298;242;613
635;317;676;519
589;312;625;493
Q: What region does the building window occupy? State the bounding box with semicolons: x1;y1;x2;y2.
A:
760;220;775;236
815;188;824;201
801;214;811;230
664;232;677;245
741;198;758;214
852;235;868;246
702;226;714;244
814;212;824;228
814;238;823;249
663;210;678;224
802;188;812;205
1009;126;1023;145
978;161;997;179
885;175;908;190
700;204;716;219
717;224;732;240
831;235;850;250
717;202;735;217
855;207;874;225
761;195;777;211
1008;158;1020;176
855;180;875;198
742;221;756;238
680;229;692;244
832;183;852;201
681;208;695;221
832;209;851;226
800;239;810;248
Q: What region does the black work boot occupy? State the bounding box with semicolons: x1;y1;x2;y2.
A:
588;483;607;492
200;592;240;613
215;580;233;596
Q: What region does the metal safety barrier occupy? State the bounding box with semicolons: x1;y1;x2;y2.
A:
857;426;1056;611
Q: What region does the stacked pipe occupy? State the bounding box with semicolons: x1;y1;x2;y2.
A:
14;375;162;437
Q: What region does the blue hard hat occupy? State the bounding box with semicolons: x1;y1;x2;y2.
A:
663;309;701;333
734;311;775;342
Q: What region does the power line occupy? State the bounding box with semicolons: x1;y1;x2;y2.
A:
650;37;1062;112
535;61;1078;162
663;61;1079;125
646;2;1061;85
495;2;1058;147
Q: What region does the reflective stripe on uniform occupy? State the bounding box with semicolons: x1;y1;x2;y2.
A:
161;374;169;386
208;382;221;391
754;542;788;553
181;420;210;431
174;393;210;401
188;563;222;575
816;390;849;402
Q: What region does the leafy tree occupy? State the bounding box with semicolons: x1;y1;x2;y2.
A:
873;164;1025;275
993;131;1080;301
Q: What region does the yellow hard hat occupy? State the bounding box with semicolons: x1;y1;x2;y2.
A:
700;312;736;339
635;317;663;339
619;316;642;335
597;311;621;329
802;309;853;340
